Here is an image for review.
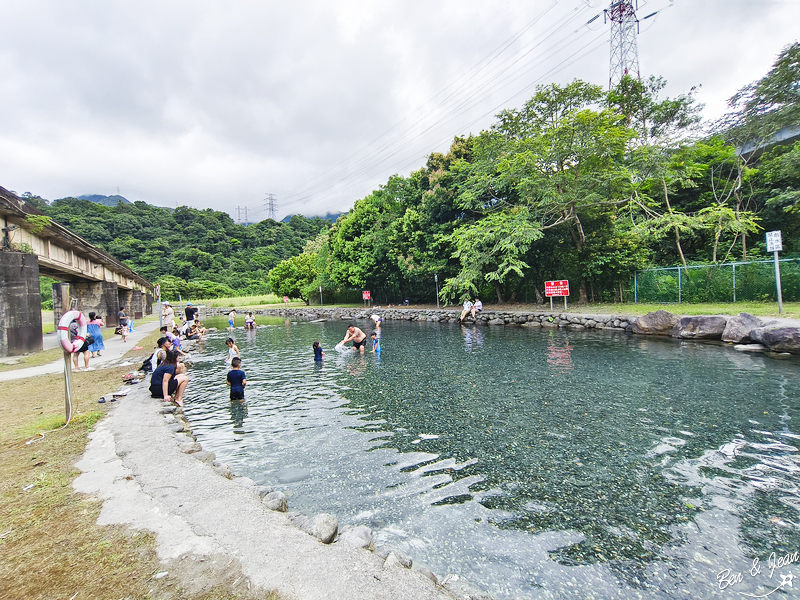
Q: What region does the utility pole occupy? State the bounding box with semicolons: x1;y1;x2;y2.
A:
265;193;277;221
244;206;249;226
236;206;241;225
605;0;640;89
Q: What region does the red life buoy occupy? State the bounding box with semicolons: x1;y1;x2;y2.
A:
57;310;88;353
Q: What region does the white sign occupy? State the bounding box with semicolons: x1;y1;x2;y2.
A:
766;230;783;253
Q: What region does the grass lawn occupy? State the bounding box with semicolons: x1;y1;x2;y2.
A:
0;341;280;600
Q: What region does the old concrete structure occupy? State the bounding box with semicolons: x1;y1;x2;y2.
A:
1;186;154;357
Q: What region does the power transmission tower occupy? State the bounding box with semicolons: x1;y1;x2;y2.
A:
236;206;242;225
265;193;277;221
605;0;640;89
244;206;249;226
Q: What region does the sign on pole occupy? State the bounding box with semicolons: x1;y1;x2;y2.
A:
545;280;570;311
766;231;784;314
766;230;783;253
362;290;370;307
283;296;289;304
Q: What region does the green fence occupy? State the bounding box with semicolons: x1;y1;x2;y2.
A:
633;259;800;304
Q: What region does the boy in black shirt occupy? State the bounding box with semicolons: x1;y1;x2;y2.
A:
226;357;246;400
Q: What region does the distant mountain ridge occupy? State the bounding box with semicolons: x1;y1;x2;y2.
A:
282;211;343;224
78;194;131;206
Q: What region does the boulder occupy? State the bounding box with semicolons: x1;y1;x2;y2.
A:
255;486;275;499
384;552;411;570
375;546;413;568
487;318;505;326
262;491;288;512
291;513;338;544
631;310;678;335
749;327;800;354
338;525;373;549
722;313;762;343
193;451;216;464
670;315;728;339
416;567;438;584
180;442;202;454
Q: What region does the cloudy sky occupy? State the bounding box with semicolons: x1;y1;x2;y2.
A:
1;1;798;222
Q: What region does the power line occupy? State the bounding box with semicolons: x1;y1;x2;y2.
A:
280;28;610;215
279;11;604;213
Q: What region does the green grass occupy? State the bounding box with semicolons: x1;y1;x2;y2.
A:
41;311;54;334
193;294;309;308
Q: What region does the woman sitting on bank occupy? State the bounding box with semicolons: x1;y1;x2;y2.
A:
149;349;189;406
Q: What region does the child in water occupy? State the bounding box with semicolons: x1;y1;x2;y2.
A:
226;356;246;400
371;331;381;354
313;340;325;361
245;312;256;329
225;337;240;366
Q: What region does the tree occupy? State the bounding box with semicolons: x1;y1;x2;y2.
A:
268;253;317;304
439;208;542;303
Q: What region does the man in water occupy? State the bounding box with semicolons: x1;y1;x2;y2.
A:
341;325;368;354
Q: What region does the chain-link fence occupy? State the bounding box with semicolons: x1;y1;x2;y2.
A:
632;259;800;304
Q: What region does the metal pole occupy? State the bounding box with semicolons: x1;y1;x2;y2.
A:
319;286;323;306
435;274;439;309
678;267;682;304
732;264;736;303
63;350;75;424
634;271;638;303
774;251;784;314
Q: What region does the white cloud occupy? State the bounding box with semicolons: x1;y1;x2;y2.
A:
0;0;797;219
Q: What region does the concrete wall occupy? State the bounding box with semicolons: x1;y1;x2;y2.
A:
0;252;43;357
67;281;123;328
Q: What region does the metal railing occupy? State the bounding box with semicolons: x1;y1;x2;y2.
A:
633;259;800;304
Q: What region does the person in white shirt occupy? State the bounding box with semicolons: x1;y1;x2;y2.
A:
459;299;473;322
471;298;483;320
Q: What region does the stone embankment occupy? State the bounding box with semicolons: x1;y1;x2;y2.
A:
203;306;800;354
202;306;637;332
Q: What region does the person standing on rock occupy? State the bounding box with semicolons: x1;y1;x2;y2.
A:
341;325;367;354
185;302;198;323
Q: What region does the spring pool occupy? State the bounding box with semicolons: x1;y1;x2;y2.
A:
183;317;800;598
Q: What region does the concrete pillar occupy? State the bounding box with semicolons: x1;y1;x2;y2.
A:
0;252;43;357
118;289;134;325
131;290;144;319
68;281;120;329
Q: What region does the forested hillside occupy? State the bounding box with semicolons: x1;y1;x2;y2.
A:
43;198;330;299
267;43;800;306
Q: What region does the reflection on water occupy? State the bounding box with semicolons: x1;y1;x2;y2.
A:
184;320;800;599
546;335;573;373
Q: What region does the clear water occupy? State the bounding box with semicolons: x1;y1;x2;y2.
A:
185;317;800;598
